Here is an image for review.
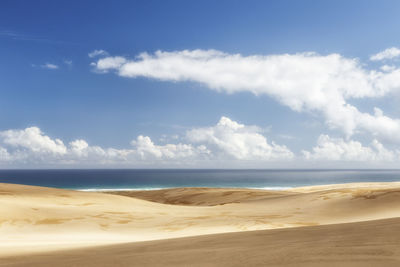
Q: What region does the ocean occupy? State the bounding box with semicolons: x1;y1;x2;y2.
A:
0;169;400;191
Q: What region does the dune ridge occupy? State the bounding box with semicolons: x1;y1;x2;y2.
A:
1;182;400;265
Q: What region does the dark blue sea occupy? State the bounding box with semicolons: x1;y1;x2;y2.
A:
1;169;400;191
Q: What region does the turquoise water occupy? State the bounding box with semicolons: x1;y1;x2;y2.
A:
0;169;399;190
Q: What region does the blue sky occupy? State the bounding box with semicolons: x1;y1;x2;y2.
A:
1;0;400;168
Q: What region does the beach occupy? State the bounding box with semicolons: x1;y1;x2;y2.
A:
1;182;400;266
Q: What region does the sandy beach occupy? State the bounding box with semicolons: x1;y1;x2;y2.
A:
1;182;400;266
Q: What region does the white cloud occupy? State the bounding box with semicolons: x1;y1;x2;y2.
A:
92;56;127;71
88;49;109;58
370;47;400;61
41;63;59;69
2;119;400;167
131;135;208;160
64;60;72;66
69;139;90;157
90;56;127;74
302;135;399;161
380;65;396;72
0;127;67;155
91;49;400;143
0;118;293;167
187;116;293;160
0;146;11;162
0;127;209;166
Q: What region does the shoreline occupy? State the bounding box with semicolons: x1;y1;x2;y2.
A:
77;186;294;192
74;181;400;192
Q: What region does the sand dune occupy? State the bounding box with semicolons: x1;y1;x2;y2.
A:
1;182;400;265
106;187;297;206
2;217;400;266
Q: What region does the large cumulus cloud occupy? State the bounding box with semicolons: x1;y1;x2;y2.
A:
91;49;400;143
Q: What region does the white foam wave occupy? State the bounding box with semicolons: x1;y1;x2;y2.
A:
78;187;166;192
78;186;293;192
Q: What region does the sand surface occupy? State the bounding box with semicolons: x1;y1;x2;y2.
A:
1;182;400;266
2;217;400;267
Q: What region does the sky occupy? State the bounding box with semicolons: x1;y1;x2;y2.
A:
1;0;400;168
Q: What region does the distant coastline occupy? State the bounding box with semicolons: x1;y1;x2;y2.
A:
1;169;400;191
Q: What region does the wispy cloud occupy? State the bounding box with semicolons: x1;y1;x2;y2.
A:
41;63;59;69
370;47;400;61
277;134;297;140
88;49;109;58
0;30;75;45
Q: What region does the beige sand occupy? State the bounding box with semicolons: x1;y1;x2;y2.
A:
2;217;400;267
1;182;400;266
